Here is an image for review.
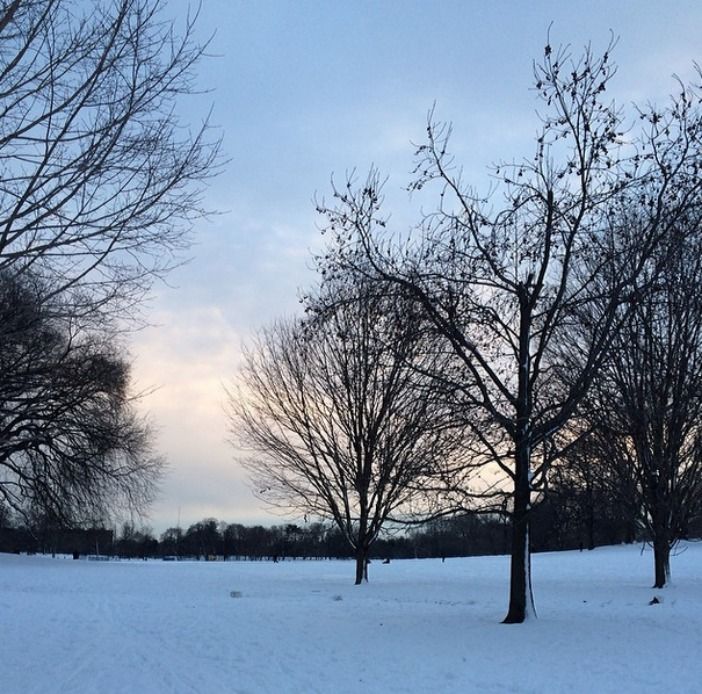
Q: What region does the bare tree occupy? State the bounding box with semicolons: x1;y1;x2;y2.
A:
230;279;461;584
0;0;219;317
0;0;218;521
545;429;641;550
317;43;702;620
583;223;702;587
0;269;162;525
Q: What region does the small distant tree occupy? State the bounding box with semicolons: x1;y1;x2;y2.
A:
230;278;461;584
243;525;274;560
116;523;157;558
184;518;221;559
159;526;183;556
543;433;640;551
222;523;247;559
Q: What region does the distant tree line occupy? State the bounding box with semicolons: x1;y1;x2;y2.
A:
5;482;671;561
2;487;700;559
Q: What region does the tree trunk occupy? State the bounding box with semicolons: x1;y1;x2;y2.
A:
585;476;596;550
355;502;370;585
503;291;536;624
354;548;368;585
503;444;536;623
653;539;670;588
624;520;636;544
649;469;670;588
652;516;670;588
586;499;596;551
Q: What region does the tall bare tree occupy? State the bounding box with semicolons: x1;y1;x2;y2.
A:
230;279;461;584
0;0;219;317
0;0;218;519
317;43;702;620
584;222;702;587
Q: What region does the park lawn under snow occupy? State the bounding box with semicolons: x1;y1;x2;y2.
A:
2;544;702;694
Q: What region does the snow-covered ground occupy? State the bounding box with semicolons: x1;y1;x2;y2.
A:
2;543;701;693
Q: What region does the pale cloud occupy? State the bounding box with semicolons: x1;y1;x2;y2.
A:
130;303;263;532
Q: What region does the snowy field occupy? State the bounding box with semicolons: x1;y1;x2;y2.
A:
2;544;702;694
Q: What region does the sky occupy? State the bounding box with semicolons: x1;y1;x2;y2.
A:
132;0;702;534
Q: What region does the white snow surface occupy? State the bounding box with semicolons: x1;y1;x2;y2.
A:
3;543;702;693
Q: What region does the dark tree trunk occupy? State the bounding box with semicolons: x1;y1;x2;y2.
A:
649;469;671;588
585;475;596;550
586;498;596;551
354;503;370;585
503;291;536;624
653;539;670;588
503;444;535;623
354;547;368;585
652;515;670;588
624;520;636;544
586;517;595;551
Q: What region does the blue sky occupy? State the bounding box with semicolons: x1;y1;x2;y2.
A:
133;0;702;533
